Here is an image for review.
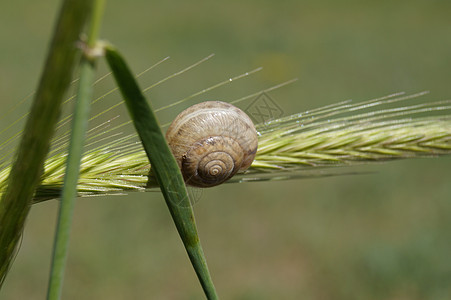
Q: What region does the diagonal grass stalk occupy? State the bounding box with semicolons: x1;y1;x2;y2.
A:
46;54;96;300
46;0;105;299
0;0;93;286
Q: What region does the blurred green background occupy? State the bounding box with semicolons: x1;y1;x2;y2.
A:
1;0;451;299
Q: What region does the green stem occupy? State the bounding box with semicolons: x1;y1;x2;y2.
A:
0;0;93;287
46;61;95;299
86;0;106;47
46;1;105;299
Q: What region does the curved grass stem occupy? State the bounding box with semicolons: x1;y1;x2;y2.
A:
46;1;106;299
0;0;94;288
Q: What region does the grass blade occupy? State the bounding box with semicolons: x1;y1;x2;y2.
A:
46;1;105;298
46;55;96;300
104;45;218;299
0;0;93;286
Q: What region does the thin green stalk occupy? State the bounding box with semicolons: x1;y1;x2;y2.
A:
46;1;105;299
46;60;95;300
0;0;93;286
104;45;218;300
85;0;106;47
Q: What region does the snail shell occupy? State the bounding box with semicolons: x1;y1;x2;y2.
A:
165;101;258;187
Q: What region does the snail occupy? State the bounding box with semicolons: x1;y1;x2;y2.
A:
165;101;258;187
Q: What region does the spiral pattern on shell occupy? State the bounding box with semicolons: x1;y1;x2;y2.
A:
165;101;258;187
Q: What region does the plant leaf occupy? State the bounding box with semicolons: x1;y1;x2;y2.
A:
0;0;93;286
104;45;218;300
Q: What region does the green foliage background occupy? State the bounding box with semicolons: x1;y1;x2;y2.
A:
1;0;451;299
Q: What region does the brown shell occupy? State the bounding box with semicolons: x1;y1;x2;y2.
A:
165;101;258;187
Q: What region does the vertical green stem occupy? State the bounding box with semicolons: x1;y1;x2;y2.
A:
46;1;105;299
86;0;106;47
46;61;94;299
0;0;93;287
